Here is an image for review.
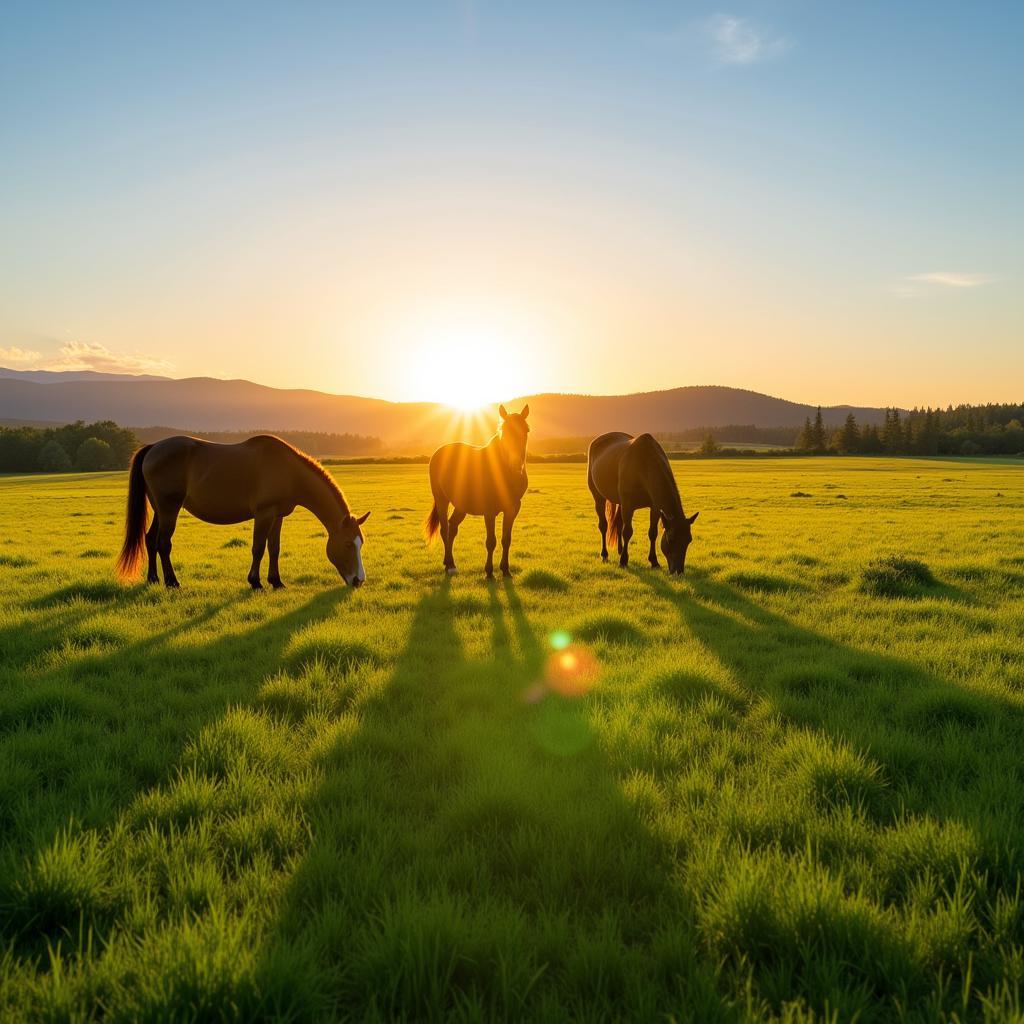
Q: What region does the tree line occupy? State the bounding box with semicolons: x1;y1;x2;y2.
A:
795;403;1024;456
132;426;382;456
0;421;139;473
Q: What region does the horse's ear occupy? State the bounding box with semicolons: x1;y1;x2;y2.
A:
499;404;508;420
356;510;371;525
521;404;530;419
688;511;699;524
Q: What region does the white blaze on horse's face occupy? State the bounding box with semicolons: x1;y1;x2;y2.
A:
354;535;365;584
326;511;370;587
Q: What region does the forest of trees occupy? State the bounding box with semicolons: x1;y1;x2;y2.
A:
0;421;139;473
132;426;382;456
794;403;1024;456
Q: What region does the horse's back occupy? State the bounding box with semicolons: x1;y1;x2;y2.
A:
143;434;292;523
430;441;524;514
588;432;633;499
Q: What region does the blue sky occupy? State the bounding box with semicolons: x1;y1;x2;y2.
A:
1;1;1021;405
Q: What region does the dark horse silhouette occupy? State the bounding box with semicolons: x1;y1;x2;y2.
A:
587;432;698;574
116;435;370;589
424;405;530;577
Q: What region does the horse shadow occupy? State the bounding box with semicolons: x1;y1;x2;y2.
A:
251;580;710;1021
0;585;351;955
631;566;1024;865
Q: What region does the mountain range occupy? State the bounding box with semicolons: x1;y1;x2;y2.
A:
0;367;895;451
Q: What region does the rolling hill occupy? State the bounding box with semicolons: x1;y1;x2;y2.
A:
0;368;894;451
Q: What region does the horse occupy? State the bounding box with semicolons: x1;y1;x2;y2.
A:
587;432;698;574
424;404;530;577
115;435;370;589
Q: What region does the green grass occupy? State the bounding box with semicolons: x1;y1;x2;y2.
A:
1;457;1023;1021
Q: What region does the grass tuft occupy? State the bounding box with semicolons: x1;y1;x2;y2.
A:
860;555;936;598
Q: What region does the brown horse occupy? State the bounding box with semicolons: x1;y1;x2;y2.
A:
587;432;698;574
115;435;370;589
424;404;530;577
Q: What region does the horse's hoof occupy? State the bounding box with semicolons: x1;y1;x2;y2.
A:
649;560;660;569
165;580;181;589
445;567;458;576
147;576;160;585
485;570;494;580
601;554;608;562
501;568;512;578
270;581;286;590
249;581;263;590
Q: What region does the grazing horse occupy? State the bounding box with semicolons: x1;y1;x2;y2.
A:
115;435;370;589
425;404;530;577
587;432;698;574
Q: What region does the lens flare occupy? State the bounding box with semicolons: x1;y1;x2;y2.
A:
549;630;572;651
545;643;598;698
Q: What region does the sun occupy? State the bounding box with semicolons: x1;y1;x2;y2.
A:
401;322;531;411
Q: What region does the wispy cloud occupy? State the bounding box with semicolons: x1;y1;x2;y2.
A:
892;272;995;297
0;345;43;366
706;14;790;65
907;272;993;289
0;340;172;375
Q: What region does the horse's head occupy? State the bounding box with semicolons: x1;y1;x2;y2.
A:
661;511;698;575
327;511;371;586
498;403;530;471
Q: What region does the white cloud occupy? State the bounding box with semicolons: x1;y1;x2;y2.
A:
0;346;43;366
46;340;173;375
707;14;789;65
893;272;994;297
0;339;172;375
907;272;993;289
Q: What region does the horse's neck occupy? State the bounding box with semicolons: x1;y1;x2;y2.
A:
297;465;347;531
648;460;683;520
493;433;525;474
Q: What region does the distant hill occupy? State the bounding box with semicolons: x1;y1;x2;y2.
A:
0;371;896;452
0;367;171;384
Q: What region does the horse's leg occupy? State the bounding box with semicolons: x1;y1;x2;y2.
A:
499;503;520;577
155;502;182;588
247;509;275;589
267;515;285;589
145;516;160;583
594;496;608;561
445;507;466;576
618;504;635;568
439;504;457;574
648;508;660;568
484;513;497;578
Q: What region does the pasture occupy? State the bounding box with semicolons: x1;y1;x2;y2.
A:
1;457;1023;1022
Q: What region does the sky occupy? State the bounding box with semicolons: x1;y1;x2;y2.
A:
1;1;1021;408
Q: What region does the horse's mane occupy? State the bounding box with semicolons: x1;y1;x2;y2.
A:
267;436;351;514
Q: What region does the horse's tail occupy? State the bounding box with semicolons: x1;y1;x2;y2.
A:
424;502;441;545
116;445;152;581
606;501;623;548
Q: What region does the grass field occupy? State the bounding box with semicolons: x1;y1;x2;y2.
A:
1;457;1024;1022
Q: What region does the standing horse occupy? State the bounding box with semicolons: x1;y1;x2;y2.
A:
115;435;370;589
425;404;530;577
587;432;698;574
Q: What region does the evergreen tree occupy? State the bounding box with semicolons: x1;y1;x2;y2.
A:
797;417;815;451
837;413;860;453
811;407;827;452
883;409;904;453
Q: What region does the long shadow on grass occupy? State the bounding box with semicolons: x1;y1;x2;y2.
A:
632;566;1024;1012
636;567;1024;851
0;586;349;954
255;581;723;1021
